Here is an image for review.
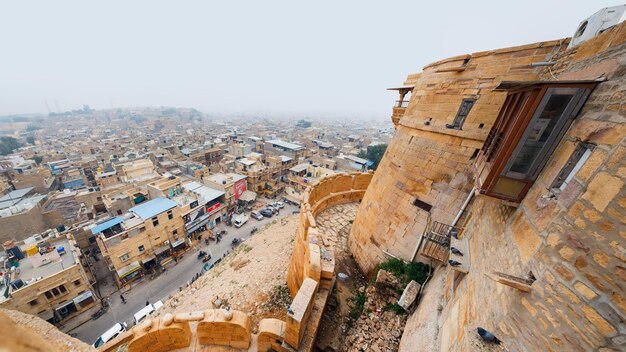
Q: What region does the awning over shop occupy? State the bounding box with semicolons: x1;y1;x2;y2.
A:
116;261;141;279
172;238;186;248
142;256;156;265
185;212;211;233
154;244;170;256
238;190;257;202
73;290;93;305
37;309;54;321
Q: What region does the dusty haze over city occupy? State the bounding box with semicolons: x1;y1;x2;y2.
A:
0;0;618;119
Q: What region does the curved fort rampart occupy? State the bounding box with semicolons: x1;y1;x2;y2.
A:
100;172;372;352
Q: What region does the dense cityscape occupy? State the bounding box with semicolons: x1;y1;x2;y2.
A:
1;2;625;352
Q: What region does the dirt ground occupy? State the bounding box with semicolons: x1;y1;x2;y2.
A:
152;215;298;331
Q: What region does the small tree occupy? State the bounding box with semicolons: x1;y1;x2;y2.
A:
358;144;388;170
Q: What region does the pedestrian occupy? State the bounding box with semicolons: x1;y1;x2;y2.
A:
120;294;126;304
146;301;150;306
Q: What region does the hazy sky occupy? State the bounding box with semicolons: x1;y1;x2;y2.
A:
0;1;620;118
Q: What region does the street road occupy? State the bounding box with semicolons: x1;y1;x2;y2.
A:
72;201;299;345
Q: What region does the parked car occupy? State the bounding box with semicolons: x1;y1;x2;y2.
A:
269;201;284;209
133;300;163;325
251;211;264;220
260;209;273;218
93;322;128;348
268;205;279;214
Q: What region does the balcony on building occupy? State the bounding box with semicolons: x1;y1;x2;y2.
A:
387;86;413;127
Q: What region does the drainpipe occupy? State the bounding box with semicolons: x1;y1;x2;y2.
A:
451;187;476;228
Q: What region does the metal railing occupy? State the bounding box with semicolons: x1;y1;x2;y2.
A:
420;221;462;263
395;100;409;108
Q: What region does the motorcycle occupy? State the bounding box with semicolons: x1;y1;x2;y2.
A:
231;238;241;247
91;306;107;320
197;251;206;260
202;254;212;263
250;227;258;235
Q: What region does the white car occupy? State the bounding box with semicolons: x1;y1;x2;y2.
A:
274;201;285;209
92;322;128;348
133;300;163;325
251;211;263;220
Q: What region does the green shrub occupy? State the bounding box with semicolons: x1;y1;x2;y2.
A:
377;258;430;286
383;302;407;315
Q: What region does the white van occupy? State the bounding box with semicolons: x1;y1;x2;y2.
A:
92;322;128;348
133;300;163;325
233;213;249;228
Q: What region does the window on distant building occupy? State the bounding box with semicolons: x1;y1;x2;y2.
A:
51;288;60;296
152;216;159;227
120;252;130;262
138;245;145;253
447;99;476;130
44;291;53;299
29;299;38;306
475;82;595;203
59;284;67;293
167;210;173;220
74;279;81;286
551;142;595;192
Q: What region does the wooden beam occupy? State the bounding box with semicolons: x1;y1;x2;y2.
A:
485;271;533;292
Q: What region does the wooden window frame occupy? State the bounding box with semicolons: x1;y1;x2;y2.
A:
474;82;595;203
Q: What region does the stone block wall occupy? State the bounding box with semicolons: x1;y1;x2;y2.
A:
287;172;372;296
285;278;318;349
197;309;251;349
397;20;626;352
349;36;570;275
258;318;286;351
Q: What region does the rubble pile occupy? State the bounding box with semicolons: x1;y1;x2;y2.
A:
341;271;409;352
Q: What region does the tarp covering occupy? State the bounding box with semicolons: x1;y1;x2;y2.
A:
238;190;257;202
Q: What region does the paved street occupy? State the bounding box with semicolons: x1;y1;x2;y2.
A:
71;200;299;345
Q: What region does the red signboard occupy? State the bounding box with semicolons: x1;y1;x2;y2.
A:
207;203;221;214
234;179;247;200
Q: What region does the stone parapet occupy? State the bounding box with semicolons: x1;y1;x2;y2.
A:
100;173;371;352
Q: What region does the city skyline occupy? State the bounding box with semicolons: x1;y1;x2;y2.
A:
0;0;616;118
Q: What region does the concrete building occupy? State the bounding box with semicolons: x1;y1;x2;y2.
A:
92;197;185;287
0;188;65;244
264;139;307;160
116;158;158;183
203;173;248;212
0;234;97;325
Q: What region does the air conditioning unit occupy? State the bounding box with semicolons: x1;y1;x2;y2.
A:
569;5;626;49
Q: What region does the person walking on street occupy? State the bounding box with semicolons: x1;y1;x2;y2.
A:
120;294;126;304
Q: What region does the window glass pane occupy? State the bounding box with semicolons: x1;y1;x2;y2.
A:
509;94;574;175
